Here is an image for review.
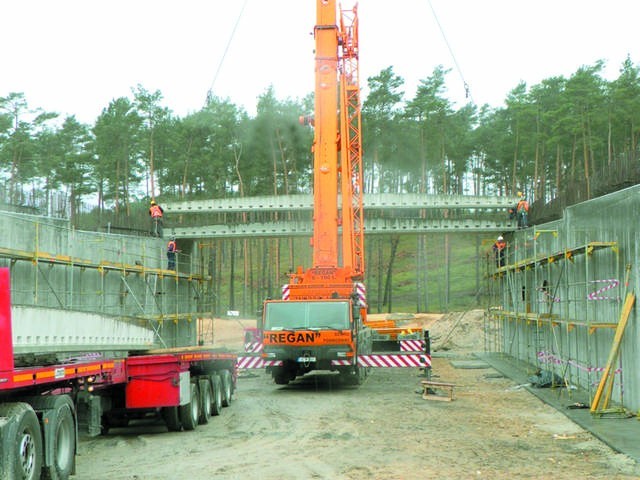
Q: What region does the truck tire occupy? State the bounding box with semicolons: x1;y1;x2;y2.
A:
220;370;233;407
273;373;289;385
210;375;223;416
179;383;200;431
198;378;213;424
161;407;181;432
0;402;43;480
28;396;76;480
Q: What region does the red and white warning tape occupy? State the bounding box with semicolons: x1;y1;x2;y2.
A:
400;339;426;352
537;351;621;374
357;353;431;368
244;342;263;353
587;279;619;301
236;356;283;369
237;353;431;369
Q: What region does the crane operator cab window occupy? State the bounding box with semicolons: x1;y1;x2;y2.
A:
264;300;350;331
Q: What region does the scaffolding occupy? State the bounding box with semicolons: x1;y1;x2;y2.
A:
0;210;215;352
486;223;624;408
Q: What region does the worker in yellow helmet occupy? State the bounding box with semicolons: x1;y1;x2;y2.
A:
149;200;164;237
516;196;529;229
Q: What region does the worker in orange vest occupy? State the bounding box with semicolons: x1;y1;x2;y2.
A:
167;236;179;270
492;235;507;267
516;195;529;229
149;200;164;237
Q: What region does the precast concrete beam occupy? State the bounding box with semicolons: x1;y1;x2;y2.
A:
164;193;520;214
173;218;517;239
12;306;156;354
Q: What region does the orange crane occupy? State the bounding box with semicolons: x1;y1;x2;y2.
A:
260;0;371;385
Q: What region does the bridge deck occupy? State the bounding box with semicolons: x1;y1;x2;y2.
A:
164;193;519;238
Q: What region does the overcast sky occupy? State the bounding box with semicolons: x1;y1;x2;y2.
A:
1;0;638;124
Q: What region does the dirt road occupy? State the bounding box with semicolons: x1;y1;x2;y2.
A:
76;313;640;479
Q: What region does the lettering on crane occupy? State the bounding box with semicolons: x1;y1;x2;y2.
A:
265;331;321;344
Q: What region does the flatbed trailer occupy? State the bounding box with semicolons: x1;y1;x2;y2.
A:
0;268;237;480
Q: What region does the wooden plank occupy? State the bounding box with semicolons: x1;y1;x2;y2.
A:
421;380;455;388
590;292;635;414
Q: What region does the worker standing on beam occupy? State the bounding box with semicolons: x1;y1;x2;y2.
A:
149;199;164;237
516;194;529;229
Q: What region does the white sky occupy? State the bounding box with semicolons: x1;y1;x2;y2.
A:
1;0;638;124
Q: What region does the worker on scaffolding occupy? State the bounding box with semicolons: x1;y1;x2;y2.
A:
516;194;529;229
492;235;507;267
149;200;164;237
167;236;179;270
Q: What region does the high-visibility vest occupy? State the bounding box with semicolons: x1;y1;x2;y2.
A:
167;240;176;253
517;200;529;212
150;205;163;218
494;240;506;251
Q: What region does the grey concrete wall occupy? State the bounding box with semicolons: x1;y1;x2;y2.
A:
0;210;207;353
495;185;640;412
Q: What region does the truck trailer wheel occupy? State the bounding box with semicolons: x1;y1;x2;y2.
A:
220;370;233;407
179;383;200;431
198;378;213;424
0;402;43;480
210;375;223;416
161;407;181;432
27;395;76;480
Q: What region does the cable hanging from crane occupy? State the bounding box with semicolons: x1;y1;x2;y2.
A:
427;0;473;104
205;0;248;105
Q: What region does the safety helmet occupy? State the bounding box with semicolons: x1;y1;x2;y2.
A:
150;200;156;205
497;236;504;241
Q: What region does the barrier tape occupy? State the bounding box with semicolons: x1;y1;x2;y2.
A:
587;278;619;301
535;287;560;303
537;351;621;374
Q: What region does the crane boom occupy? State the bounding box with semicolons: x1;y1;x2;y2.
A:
289;0;364;290
339;4;364;279
311;0;340;268
260;1;371;386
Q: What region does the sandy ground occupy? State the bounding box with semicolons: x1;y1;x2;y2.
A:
75;311;640;479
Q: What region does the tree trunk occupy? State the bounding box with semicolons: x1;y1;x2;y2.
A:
511;124;519;193
382;236;400;313
229;241;235;310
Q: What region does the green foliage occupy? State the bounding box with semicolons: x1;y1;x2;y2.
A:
3;58;640;313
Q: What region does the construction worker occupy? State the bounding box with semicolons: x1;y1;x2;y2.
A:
149;200;164;237
516;195;529;229
492;235;507;267
167;236;178;270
